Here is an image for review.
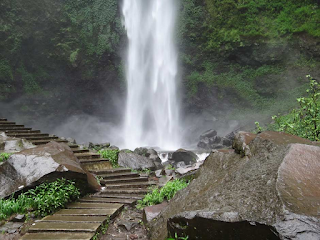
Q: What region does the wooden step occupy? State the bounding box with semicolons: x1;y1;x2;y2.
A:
95;193;145;200
0;126;28;130
2;130;41;134
0;118;7;121
67;202;122;209
21;232;94;240
68;144;80;149
91;168;132;175
72;148;90;154
31;139;68;145
102;177;149;185
6;133;49;138
74;153;101;159
100;188;150;195
80;197;136;205
0;121;15;125
104;181;155;189
28;222;101;233
41;215;106;223
98;172;140;180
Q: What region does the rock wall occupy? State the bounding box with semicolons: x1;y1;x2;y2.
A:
149;132;320;240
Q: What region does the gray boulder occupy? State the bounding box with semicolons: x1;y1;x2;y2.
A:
0;141;100;198
118;152;156;170
0;132;35;153
149;131;320;240
171;149;198;166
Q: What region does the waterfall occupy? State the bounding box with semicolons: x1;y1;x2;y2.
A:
122;0;181;150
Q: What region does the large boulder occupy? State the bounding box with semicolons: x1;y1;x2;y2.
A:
118;152;156;170
170;149;198;166
0;141;100;198
0;132;35;153
149;131;320;240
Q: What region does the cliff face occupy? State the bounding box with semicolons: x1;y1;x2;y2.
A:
1;0;320;134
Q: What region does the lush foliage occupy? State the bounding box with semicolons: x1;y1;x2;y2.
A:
204;0;320;51
136;179;189;209
0;179;80;220
269;75;320;141
0;153;12;163
98;149;120;168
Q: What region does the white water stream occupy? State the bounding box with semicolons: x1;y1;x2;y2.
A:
122;0;181;150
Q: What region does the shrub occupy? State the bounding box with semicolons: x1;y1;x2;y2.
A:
0;153;12;163
98;149;120;168
0;178;80;220
136;179;189;209
269;75;320;141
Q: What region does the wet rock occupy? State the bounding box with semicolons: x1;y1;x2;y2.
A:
171;149;198;166
118;152;156;171
143;202;168;224
232;131;257;156
134;147;148;156
12;214;25;222
0;141;100;198
200;129;217;139
175;162;203;176
88;142;111;151
149;131;320;240
118;221;138;231
0;132;35;153
155;169;164;178
168;211;281;240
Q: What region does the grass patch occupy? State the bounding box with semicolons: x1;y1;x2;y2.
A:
0;178;80;220
136;179;189;210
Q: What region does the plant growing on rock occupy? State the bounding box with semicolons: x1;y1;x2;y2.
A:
98;149;120;167
0;178;80;220
0;153;12;163
269;75;320;141
136;179;189;210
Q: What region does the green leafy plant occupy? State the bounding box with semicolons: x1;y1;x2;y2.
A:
136;179;189;210
0;178;80;220
0;153;12;163
167;233;189;240
98;149;120;168
269;75;320;141
166;164;175;170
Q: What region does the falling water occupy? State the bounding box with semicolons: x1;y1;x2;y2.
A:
122;0;181;150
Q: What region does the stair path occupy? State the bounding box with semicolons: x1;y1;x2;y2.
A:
0;118;155;240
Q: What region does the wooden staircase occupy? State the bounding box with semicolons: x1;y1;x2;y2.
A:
0;118;154;240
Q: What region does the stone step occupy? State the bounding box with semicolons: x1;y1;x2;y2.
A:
102;177;149;185
21;232;94;240
104;181;155;189
91;168;132;175
31;139;68;145
67;202;122;209
41;215;107;223
2;130;41;134
79;196;136;204
74;153;101;159
6;133;49;138
100;188;150;195
95;193;145;200
0;124;24;128
28;222;101;232
72;148;90;154
98;172;140;180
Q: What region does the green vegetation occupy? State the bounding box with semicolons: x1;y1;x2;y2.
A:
136;179;189;210
268;75;320;141
0;179;80;220
0;153;12;163
167;234;189;240
204;0;320;51
98;149;120;168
